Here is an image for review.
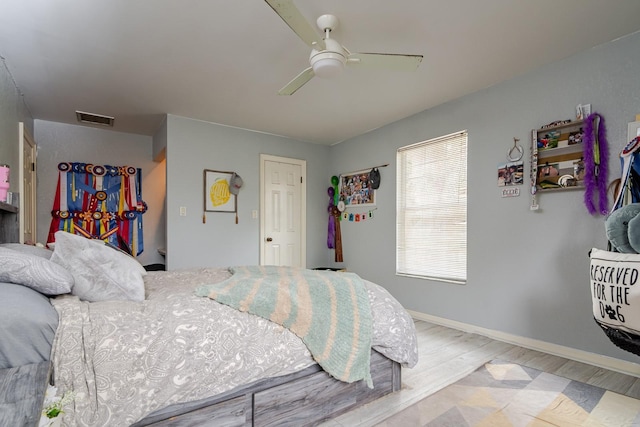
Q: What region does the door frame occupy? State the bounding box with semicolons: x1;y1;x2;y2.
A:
259;154;306;267
18;122;36;244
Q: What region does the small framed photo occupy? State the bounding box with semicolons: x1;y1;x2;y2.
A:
497;161;524;186
204;169;236;213
568;130;583;145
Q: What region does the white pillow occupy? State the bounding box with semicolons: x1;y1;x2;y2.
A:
50;231;146;302
0;247;73;295
0;243;53;259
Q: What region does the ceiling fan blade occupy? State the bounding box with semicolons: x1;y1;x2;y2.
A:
265;0;325;50
347;53;423;71
278;67;315;95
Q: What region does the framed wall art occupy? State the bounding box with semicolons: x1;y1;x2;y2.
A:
339;169;376;207
203;169;236;213
497;161;524;186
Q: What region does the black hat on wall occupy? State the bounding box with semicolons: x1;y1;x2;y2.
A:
368;167;381;189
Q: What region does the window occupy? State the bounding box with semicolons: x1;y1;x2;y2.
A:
396;131;467;283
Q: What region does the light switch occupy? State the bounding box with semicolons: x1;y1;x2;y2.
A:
252;210;258;219
179;206;187;216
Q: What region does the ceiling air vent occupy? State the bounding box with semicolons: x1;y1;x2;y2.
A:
75;111;115;127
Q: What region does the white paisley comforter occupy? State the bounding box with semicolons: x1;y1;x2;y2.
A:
50;268;418;427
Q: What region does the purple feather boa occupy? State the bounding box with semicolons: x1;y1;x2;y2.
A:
583;112;609;215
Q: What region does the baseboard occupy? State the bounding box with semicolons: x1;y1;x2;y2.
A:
408;309;640;378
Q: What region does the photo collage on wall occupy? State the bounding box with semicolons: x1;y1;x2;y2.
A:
338;168;379;223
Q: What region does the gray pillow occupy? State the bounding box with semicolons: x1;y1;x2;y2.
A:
50;231;146;302
0;282;59;369
0;247;74;295
0;243;53;259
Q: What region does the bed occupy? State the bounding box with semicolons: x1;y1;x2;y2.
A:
0;231;418;427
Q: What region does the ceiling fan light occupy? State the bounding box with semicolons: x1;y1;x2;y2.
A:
310;51;346;78
312;58;344;78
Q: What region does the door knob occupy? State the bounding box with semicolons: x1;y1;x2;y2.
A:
266;237;273;242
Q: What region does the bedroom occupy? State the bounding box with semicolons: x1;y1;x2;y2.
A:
2;0;640;425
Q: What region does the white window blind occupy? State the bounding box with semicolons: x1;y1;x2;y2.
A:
396;131;467;283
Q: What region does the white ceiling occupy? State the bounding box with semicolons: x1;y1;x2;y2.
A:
1;1;640;145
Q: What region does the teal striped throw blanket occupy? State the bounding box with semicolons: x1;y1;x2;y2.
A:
195;266;373;386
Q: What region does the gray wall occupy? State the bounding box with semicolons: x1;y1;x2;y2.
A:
0;59;33;195
329;32;640;364
4;29;639;366
34;120;166;267
164;115;330;270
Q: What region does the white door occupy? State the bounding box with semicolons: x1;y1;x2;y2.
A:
19;123;36;244
260;154;306;267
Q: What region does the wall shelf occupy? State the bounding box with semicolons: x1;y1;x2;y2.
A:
0;201;18;213
531;119;585;195
0;200;19;242
538;143;585;161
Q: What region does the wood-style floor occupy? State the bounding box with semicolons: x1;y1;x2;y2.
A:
321;319;640;426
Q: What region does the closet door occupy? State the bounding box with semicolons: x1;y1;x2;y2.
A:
261;155;306;268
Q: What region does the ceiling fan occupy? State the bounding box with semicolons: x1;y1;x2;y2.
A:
265;0;424;95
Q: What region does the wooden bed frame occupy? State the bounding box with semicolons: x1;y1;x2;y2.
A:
0;340;401;427
0;362;50;427
132;349;401;427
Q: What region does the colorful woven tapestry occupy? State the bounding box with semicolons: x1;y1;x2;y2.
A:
47;162;147;255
